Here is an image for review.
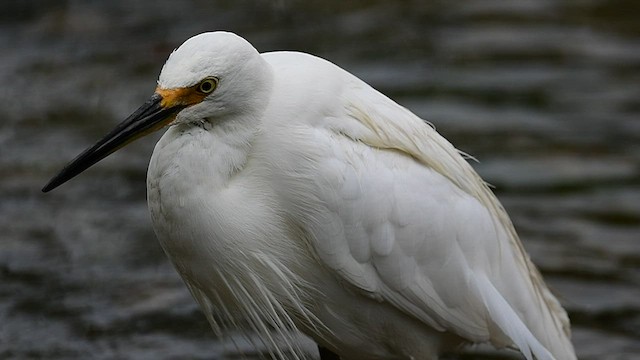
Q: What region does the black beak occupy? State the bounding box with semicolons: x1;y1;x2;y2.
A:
42;93;183;193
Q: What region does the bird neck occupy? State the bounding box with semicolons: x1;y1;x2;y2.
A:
208;115;258;177
185;114;260;188
148;116;261;208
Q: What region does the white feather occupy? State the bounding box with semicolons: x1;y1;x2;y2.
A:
144;32;576;360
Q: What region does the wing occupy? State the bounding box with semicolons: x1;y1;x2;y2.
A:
267;68;575;360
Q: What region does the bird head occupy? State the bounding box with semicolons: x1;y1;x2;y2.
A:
42;31;271;192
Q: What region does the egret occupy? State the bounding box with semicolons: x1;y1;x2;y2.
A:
42;32;576;360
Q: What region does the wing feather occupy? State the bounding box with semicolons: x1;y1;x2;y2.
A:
294;74;575;359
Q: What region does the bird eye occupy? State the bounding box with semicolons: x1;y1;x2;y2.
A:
197;77;218;94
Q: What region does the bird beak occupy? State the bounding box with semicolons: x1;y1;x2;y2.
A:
42;93;184;192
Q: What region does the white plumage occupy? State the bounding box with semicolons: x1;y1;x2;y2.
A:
44;31;577;360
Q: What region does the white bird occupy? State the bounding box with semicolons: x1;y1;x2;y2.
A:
43;31;576;360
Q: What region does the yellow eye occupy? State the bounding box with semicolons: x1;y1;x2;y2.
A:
197;77;218;94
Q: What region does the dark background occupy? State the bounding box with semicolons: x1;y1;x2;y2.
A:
1;1;639;359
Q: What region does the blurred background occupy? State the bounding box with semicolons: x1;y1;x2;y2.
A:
1;0;639;359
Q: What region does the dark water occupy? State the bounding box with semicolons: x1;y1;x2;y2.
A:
1;1;639;359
